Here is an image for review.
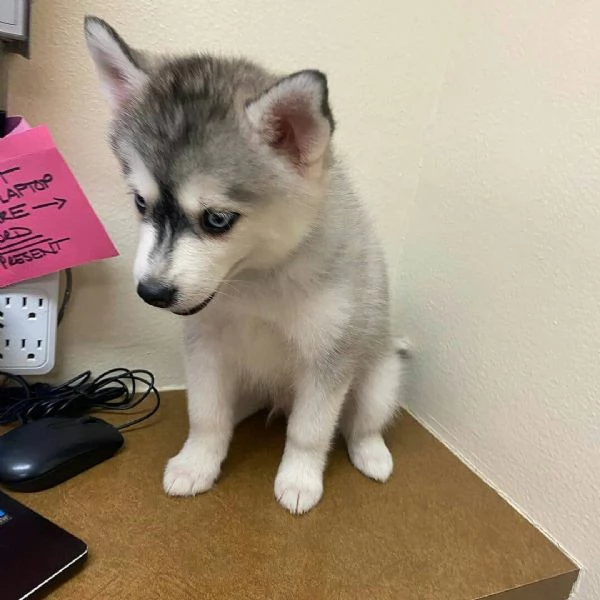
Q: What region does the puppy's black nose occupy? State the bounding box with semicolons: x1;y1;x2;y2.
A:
137;280;176;308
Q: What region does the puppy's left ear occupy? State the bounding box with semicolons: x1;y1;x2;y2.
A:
245;70;335;168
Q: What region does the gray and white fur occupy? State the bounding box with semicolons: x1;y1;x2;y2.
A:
84;16;403;514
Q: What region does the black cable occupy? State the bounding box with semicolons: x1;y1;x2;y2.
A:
0;367;160;430
57;268;73;326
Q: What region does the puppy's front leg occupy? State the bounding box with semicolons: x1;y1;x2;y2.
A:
163;336;235;497
275;373;350;514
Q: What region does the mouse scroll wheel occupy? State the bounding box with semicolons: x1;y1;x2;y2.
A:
80;417;99;424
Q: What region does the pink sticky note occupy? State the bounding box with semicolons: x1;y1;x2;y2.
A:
0;121;118;287
5;116;31;137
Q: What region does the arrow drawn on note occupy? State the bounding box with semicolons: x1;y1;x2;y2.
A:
32;198;67;211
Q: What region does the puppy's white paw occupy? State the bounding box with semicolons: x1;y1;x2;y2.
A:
348;434;393;482
163;447;220;497
274;459;323;515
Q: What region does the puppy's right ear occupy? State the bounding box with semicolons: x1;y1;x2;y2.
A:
84;16;148;113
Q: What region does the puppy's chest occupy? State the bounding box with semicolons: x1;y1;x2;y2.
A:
220;313;293;384
217;285;351;383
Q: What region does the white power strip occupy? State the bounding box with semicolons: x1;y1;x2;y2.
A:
0;272;60;375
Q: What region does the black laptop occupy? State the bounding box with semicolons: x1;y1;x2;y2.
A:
0;491;87;599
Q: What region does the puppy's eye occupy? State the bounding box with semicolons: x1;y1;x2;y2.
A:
200;210;239;234
134;193;147;214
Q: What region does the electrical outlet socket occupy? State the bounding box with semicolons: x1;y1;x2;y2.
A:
0;272;59;375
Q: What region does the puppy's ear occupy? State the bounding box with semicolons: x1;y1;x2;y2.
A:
245;70;335;167
84;16;148;113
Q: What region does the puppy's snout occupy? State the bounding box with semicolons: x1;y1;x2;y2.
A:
137;280;177;309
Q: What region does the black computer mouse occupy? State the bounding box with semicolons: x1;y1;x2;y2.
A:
0;416;124;492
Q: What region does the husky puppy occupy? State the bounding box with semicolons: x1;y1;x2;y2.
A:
85;16;402;514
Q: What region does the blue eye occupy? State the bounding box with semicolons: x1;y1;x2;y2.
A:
200;210;239;234
134;194;147;214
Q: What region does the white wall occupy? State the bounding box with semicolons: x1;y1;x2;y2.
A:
401;1;600;598
7;0;462;385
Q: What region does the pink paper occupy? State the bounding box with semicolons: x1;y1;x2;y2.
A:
5;116;31;137
0;120;118;287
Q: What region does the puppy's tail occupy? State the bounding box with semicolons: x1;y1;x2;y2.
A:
394;336;412;359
